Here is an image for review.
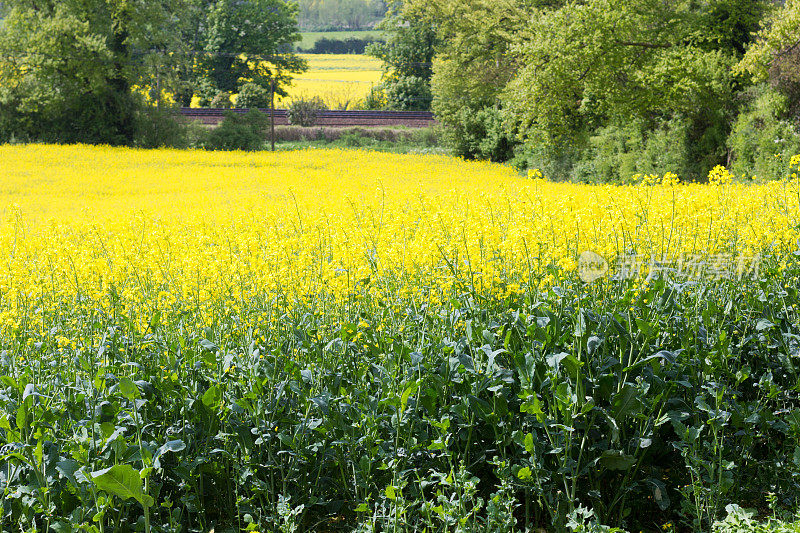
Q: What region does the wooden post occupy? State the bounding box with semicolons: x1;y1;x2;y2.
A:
270;78;275;152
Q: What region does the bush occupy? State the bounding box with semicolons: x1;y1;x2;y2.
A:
569;119;692;183
205;110;267;151
728;85;800;180
362;85;388;110
713;505;800;533
301;36;384;54
235;83;272;110
287;95;328;127
384;75;432;111
133;107;192;149
210;91;233;109
444;106;517;162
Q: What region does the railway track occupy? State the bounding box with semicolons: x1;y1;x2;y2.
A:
179;108;436;127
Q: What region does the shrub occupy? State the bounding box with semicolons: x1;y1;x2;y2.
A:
287;95;328;127
235;83;272;110
570;119;692;183
444;106;517;162
384;75;432;111
728;85;800;180
133;106;191;149
362;84;388;110
302;36;384;54
205;110;267;151
210;91;234;109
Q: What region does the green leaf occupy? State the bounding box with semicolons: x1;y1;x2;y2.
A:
118;377;140;401
612;384;642;420
159;439;186;455
385;485;397;501
599;450;636;471
756;319;775;331
90;465;154;508
199;339;219;351
202;385;222;411
400;381;418;413
524;432;535;454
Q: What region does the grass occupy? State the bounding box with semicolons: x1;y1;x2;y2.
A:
270;126;444;153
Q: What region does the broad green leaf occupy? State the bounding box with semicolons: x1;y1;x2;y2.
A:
90;465;154;508
524;432;535;454
202;385;222;411
599;450;636;471
118;377;140;400
612;384;642;420
400;381;418;413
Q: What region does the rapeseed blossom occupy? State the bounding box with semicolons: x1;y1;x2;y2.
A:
0;144;798;339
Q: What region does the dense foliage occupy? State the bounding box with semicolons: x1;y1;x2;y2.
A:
300;36;384;55
1;146;800;531
297;0;387;31
0;0;306;143
371;0;800;181
365;0;437;110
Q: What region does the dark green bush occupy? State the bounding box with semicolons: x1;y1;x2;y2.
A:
235;82;272;110
301;36;384;54
205;110;267;151
444;106;517;162
728;85;800;180
385;75;432;111
133;107;192;149
287;95;328;127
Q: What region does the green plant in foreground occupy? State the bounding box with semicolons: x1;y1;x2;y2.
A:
2;249;800;531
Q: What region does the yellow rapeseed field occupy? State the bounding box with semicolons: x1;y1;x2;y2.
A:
0;144;798;337
278;54;383;108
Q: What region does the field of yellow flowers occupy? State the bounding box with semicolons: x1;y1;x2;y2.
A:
278;54;382;108
1;144;800;532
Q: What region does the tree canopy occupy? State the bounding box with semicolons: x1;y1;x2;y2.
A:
0;0;306;143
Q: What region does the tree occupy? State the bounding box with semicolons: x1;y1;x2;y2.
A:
367;0;438;110
406;0;533;159
0;0;190;144
737;0;800;117
198;0;307;101
501;0;770;177
297;0;386;31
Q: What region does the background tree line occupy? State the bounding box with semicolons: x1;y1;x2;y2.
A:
0;0;305;145
371;0;800;182
297;0;386;31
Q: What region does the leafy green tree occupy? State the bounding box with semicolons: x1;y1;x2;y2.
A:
0;0;189;144
502;0;770;178
198;0;307;101
411;0;532;159
737;0;800;81
297;0;386;30
737;0;800;118
367;0;438;110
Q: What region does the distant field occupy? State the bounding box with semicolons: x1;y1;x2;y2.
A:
298;30;384;50
279;53;383;109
